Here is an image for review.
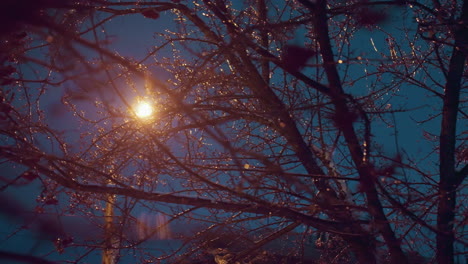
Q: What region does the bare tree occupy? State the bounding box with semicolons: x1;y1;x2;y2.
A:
0;0;466;263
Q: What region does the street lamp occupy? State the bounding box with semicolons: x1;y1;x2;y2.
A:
102;98;155;264
134;100;154;119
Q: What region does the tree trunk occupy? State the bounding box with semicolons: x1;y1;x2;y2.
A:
436;0;467;262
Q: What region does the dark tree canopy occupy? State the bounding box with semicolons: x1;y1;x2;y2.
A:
0;0;466;263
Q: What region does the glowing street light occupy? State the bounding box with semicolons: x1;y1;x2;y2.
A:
102;98;155;264
134;99;154;119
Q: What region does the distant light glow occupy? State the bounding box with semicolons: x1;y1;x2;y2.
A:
135;100;154;118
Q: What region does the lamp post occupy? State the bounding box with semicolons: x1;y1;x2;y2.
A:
102;191;118;264
101;99;155;264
